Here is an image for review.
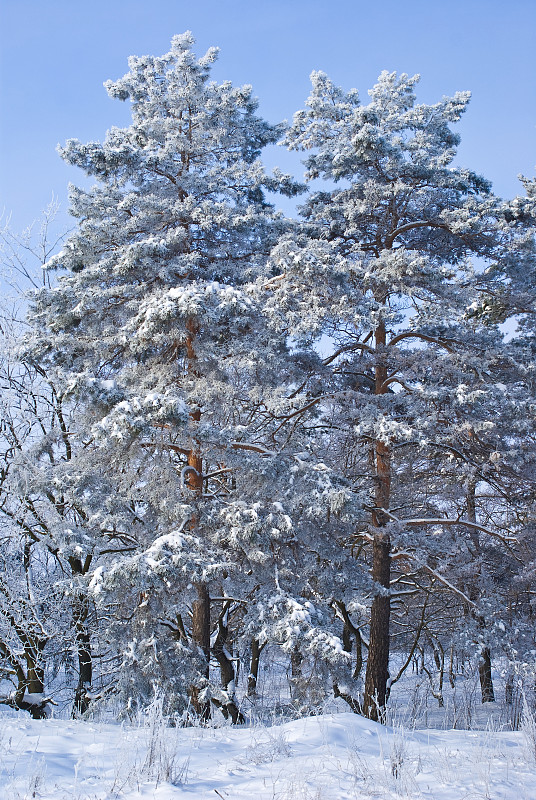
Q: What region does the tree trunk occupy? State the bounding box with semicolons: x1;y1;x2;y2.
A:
479;647;495;703
0;633;50;719
212;604;244;723
289;644;305;703
190;579;211;722
332;602;363;714
21;638;48;719
363;532;391;720
68;556;93;717
247;638;265;696
466;479;495;703
363;319;391;722
432;640;445;707
25;646;45;694
184;329;212;721
73;593;93;716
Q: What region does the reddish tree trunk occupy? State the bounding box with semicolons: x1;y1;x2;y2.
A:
363;320;392;722
190;580;211;721
185;321;212;721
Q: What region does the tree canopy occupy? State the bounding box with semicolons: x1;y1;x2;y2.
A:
1;35;535;723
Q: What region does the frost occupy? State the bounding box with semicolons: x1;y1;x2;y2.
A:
9;36;532;728
88;566;105;595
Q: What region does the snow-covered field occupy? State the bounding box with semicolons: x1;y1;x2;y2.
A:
2;710;536;800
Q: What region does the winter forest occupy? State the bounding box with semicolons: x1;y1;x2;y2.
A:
2;32;536;798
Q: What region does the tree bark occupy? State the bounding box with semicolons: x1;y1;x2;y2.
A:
72;592;93;716
188;447;211;720
363;319;392;722
247;638;265;696
185;320;212;721
479;646;495;703
23;638;47;717
190;580;211;722
363;532;391;720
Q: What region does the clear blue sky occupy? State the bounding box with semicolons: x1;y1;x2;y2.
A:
1;0;535;234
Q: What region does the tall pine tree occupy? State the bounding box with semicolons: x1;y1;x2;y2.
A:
267;70;527;720
25;35;360;717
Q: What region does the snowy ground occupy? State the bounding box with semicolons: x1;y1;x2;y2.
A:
2;710;536;800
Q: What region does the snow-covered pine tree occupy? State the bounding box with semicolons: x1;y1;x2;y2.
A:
479;175;536;692
266;70;531;720
25;35;361;719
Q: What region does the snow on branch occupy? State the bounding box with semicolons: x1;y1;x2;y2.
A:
230;442;277;457
380;508;517;546
388;331;456;352
323;341;375;366
418;564;476;608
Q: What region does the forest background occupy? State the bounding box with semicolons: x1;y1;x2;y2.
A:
1;0;536;731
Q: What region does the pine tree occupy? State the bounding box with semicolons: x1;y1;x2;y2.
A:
267;70;529;720
25;35;360;717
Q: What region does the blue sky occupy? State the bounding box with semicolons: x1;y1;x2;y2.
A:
1;0;535;234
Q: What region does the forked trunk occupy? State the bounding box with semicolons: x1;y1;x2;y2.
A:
212;605;244;723
15;636;49;719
